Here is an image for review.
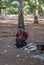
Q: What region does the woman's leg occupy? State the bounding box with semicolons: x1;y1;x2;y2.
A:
20;39;27;46
19;39;25;47
15;38;20;48
16;38;19;43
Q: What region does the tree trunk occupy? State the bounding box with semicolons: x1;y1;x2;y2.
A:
34;0;38;24
18;0;25;29
0;9;1;14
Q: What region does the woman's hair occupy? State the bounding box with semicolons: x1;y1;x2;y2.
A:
18;29;23;36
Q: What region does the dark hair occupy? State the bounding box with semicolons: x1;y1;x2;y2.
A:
18;29;23;36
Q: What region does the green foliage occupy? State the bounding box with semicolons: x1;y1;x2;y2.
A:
23;1;28;6
0;0;44;14
13;8;18;14
11;1;18;8
6;7;18;14
23;5;29;14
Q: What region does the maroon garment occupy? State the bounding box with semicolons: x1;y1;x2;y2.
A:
16;31;28;41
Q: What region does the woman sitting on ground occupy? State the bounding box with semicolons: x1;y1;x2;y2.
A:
15;28;28;48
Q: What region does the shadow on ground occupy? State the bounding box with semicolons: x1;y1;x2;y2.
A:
0;19;44;65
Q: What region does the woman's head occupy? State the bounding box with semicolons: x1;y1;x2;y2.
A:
18;28;24;35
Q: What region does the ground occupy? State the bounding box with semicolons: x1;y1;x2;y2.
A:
0;15;44;65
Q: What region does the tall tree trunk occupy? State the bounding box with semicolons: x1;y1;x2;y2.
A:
0;0;1;14
0;9;1;14
18;0;25;29
34;0;38;23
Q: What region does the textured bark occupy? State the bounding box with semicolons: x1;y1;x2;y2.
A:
34;0;38;23
0;9;1;14
18;0;25;29
0;7;6;14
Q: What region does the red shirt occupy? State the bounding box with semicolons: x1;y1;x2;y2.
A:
16;31;28;41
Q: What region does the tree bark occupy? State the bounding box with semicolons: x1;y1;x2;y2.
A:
34;0;38;23
0;9;1;14
18;0;25;29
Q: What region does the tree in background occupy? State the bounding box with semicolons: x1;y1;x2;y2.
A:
34;0;39;23
0;0;6;14
0;0;3;14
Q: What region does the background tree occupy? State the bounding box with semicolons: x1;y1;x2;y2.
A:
0;0;3;14
34;0;39;23
0;0;6;14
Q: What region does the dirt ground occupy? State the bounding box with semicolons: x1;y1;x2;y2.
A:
0;18;44;65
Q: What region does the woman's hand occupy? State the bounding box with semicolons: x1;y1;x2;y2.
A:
19;35;22;38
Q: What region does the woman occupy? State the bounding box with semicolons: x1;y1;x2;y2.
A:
15;28;28;48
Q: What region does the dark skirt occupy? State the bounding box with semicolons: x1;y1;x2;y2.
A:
15;38;27;48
